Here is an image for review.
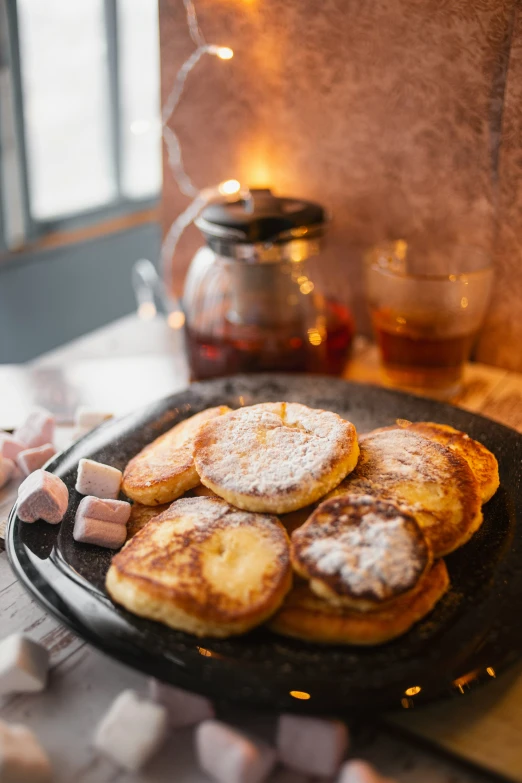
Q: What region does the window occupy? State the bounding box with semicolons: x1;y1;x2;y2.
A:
0;0;161;249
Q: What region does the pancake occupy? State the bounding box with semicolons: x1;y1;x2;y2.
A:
291;494;431;610
193;402;359;513
269;559;449;645
122;406;230;505
384;421;499;503
126;502;170;540
106;496;292;638
328;429;482;558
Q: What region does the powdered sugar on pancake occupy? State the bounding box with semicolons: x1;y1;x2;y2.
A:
156;496;282;532
292;494;430;604
303;513;420;599
194;403;356;497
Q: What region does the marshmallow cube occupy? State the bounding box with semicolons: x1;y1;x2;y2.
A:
73;496;130;549
0;721;52;783
0;433;25;461
93;689;168;771
277;714;348;777
196;720;277;783
74;407;113;430
149;679;215;727
14;408;55;450
75;458;122;499
0;457;15;489
338;760;393;783
0;635;49;695
17;470;69;524
17;444;56;477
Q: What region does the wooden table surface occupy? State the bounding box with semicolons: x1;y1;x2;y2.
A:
1;315;522;783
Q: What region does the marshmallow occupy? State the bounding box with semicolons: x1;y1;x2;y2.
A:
0;433;25;461
17;444;56;477
149;679;215;727
196;720;277;783
338;760;394;783
14;408;55;449
0;457;15;489
75;458;122;500
74;407;113;430
17;470;69;524
93;689;168;771
0;635;49;695
277;714;348;777
0;720;52;783
73;496;130;549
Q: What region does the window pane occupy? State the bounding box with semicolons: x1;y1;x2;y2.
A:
117;0;162;199
17;0;116;220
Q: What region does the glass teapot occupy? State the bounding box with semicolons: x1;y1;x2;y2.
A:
183;189;354;380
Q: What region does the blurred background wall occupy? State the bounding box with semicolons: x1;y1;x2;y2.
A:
160;0;522;370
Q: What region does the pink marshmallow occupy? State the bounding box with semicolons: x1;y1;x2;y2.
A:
338;760;394;783
149;679;215;727
277;714;349;777
0;433;26;461
0;456;15;489
14;408;55;449
196;720;276;783
73;496;130;548
17;470;69;524
77;496;131;525
17;444;56;477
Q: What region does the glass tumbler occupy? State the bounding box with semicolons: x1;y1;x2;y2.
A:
365;242;494;398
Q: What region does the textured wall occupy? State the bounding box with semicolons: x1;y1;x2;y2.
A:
160;0;520;368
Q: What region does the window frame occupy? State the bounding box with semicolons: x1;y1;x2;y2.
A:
0;0;160;251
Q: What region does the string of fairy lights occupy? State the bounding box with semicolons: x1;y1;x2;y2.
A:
160;0;241;304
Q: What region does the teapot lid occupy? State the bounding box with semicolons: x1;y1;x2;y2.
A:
195;188;326;246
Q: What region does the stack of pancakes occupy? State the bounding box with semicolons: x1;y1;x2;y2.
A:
105;403;499;644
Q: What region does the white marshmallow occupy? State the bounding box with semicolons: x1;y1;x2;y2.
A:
149;679;215;727
93;689;167;771
73;496;130;549
0;457;15;489
74;407;113;430
75;458;122;500
196;720;277;783
17;444;56;477
0;720;52;783
277;714;348;777
0;635;49;695
0;433;25;461
17;470;69;524
337;759;393;783
14;408;55;449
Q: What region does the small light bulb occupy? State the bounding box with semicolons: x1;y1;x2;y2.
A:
218;179;241;196
217;46;234;60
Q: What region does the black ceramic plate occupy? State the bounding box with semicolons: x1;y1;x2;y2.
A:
6;375;522;715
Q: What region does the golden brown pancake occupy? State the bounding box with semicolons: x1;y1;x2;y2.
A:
193;402;359;513
122;406;230;505
328;429;482;558
106;496;292;638
127;502;170;540
269;559;449;645
383;421;499;503
291;494;431;610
